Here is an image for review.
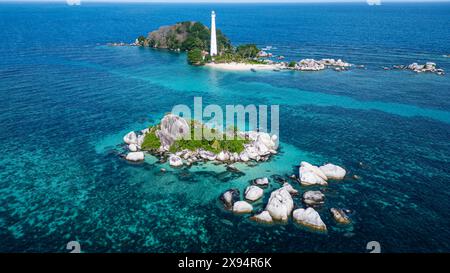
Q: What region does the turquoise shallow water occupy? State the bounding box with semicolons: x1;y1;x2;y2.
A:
0;3;449;252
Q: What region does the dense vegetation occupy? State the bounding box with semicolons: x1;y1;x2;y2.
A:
137;21;264;66
141;126;161;151
141;120;249;154
213;44;264;64
187;48;205;65
138;21;231;53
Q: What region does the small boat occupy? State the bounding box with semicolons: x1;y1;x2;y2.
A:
250;68;257;72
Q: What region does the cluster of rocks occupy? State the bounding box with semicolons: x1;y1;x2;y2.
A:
220;161;352;232
290;58;352;72
298;161;346;186
122;114;279;169
122;130;147;162
386;62;445;75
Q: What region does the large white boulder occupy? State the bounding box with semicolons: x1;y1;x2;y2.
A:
233;201;253;214
265;188;294;222
293;207;327;231
299;167;328;186
244;145;259;160
123;131;137;145
125;151;144;162
250;211;273;224
301;161;328;181
220;189;240;210
319;163;346;180
255;140;270;156
257;133;277;150
169;155;183;167
239;151;250;162
156;114;190;147
128;143;138;152
245;186;264;202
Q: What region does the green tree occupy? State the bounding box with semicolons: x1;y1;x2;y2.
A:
187;48;204;65
236;44;260;59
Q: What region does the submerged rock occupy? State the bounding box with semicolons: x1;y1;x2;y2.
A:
169;155;183;167
303;191;325;206
319;163;346;180
250;211;273;224
226;164;241;173
330;208;351;224
265;188;294;222
253;177;269;187
245;186;264;202
125;151;145;162
220;189;240;210
233;201;253;214
293;207;327;231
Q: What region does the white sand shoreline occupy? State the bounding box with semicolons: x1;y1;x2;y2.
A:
204;62;282;71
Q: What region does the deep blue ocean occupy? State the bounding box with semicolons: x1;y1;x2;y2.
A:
0;2;449;253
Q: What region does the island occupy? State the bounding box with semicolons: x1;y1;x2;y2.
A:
134;12;355;72
123;113;279;169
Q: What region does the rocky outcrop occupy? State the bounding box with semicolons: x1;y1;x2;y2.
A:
123;131;137;145
303;191;325;206
299;161;328;186
265;188;294;222
293;207;327;231
156;114;190;149
250;211;273;224
244;185;264;202
233;201;253;214
330;208;351;224
220;189;240;210
290;58;352;72
319;163;346;180
125;152;145;162
391;62;445;75
124;114;280;170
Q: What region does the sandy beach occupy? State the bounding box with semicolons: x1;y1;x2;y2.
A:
205;62;281;71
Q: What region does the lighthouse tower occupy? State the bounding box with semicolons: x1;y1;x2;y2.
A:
210;11;218;56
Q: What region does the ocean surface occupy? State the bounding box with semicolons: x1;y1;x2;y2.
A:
0;2;449;253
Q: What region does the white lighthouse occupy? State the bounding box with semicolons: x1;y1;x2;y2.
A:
210;11;218;56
